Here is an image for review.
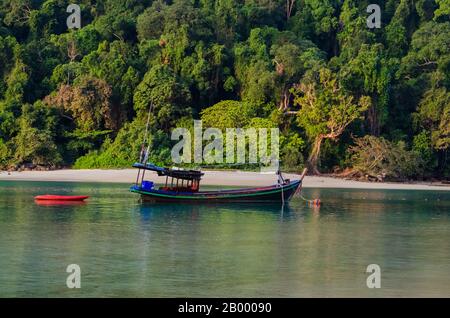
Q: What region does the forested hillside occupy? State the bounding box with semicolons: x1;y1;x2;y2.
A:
0;0;449;180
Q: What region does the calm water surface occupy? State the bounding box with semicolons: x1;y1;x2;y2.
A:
0;181;449;297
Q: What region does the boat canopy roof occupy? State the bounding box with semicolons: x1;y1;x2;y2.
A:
133;163;204;181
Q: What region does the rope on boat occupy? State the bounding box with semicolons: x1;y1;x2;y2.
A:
295;187;321;207
295;168;321;207
276;168;286;205
300;195;321;207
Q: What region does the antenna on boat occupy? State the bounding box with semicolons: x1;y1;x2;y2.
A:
277;167;285;185
275;164;286;204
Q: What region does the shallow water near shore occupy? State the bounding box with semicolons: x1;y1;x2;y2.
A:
0;180;449;297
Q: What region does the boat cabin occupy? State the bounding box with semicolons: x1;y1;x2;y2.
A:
133;163;204;193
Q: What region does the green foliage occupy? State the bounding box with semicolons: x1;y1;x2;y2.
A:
10;101;62;167
0;35;18;99
385;16;408;57
45;76;117;132
413;87;450;150
12;122;62;167
280;132;306;171
294;68;369;140
349;135;424;181
435;0;450;22
134;65;191;131
136;0;168;41
337;0;376;61
413;130;437;171
400;21;450;85
201;100;259;129
5;59;29;104
293;68;369;172
340;44;393;135
74;118;171;169
294;0;339;36
0;138;10;167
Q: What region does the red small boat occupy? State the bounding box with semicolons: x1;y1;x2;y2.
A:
34;195;89;201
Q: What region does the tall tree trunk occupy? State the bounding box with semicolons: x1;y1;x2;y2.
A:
286;0;295;20
367;96;380;136
307;135;324;175
278;88;291;112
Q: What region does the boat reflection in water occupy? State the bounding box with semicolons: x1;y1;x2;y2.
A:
136;201;297;223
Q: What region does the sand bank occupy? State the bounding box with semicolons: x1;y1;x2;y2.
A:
0;169;449;191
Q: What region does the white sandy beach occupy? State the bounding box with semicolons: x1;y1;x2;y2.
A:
0;169;449;191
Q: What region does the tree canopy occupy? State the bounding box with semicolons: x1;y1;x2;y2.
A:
0;0;448;179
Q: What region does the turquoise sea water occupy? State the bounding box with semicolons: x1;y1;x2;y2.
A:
0;181;449;297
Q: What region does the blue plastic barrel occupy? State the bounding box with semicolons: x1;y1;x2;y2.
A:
141;181;154;191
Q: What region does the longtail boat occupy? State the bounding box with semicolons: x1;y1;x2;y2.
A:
130;163;305;203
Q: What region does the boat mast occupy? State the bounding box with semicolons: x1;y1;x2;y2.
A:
136;103;153;186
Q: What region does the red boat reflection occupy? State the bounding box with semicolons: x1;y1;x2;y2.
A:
34;200;87;206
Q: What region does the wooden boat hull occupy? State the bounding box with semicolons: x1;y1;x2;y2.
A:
130;180;301;203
